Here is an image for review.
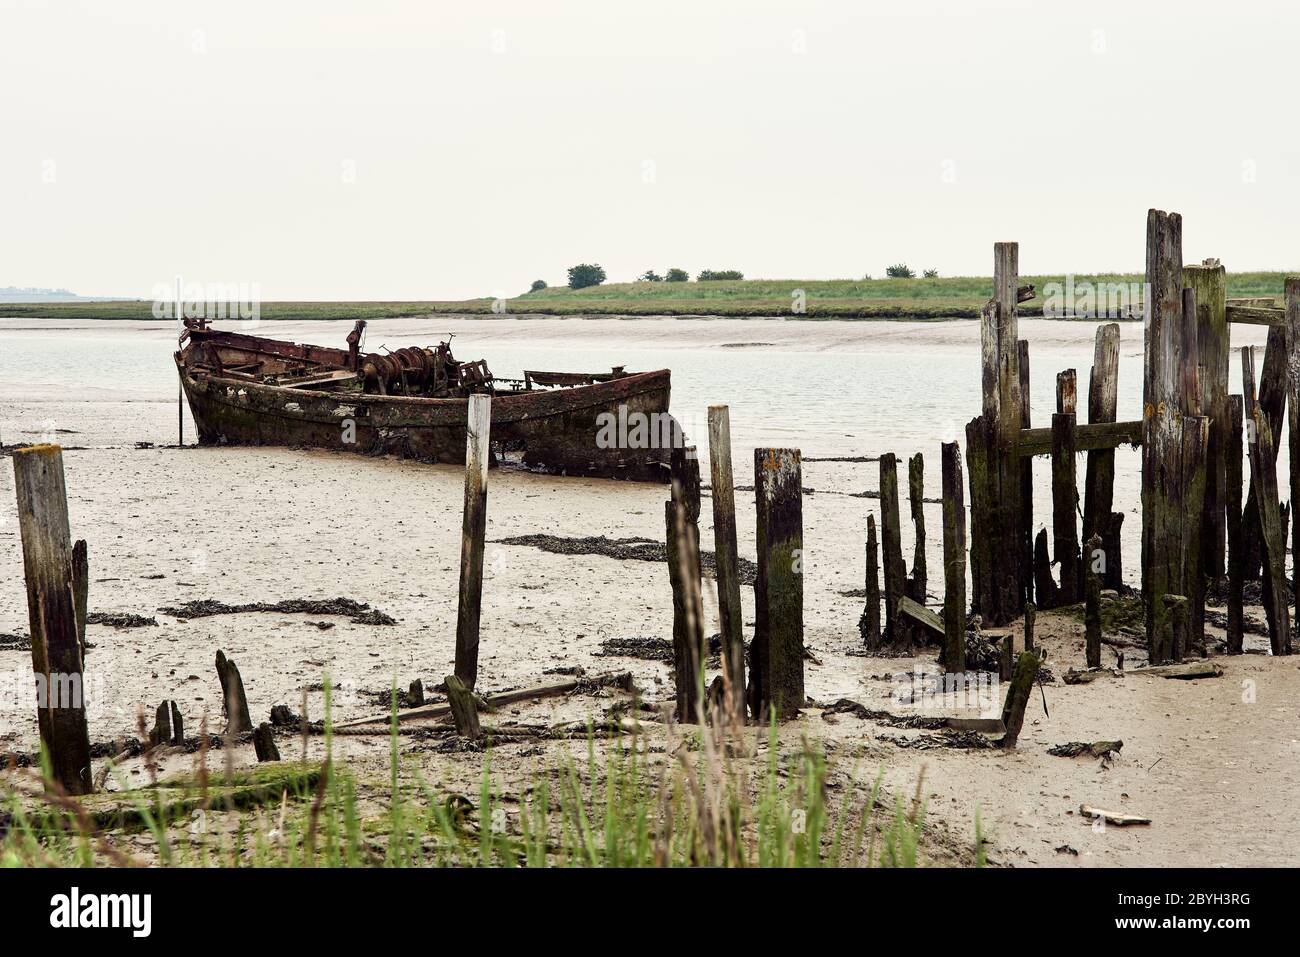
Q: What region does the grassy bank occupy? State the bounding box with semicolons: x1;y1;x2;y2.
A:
3;272;1289;322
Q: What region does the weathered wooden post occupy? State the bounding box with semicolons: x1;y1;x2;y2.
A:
253;723;281;762
667;494;705;723
940;441;966;673
455;393;491;689
1225;395;1244;654
1051;411;1080;603
71;539;88;661
879;453;906;641
1083;324;1120;564
1023;601;1036;653
999;650;1041;749
860;515;881;648
1163;594;1189;662
1184;261;1229;579
445;674;482;740
1242;346;1291;655
1240;326;1288;579
707;406;746;714
12;445;93;795
1084;534;1102;668
1033;528;1059;609
1018;340;1034;601
1056;369;1077;415
907;453;927;608
215;649;253;734
1287;277;1300;625
751;449;804;719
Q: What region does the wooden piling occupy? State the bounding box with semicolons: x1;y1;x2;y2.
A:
752;449;804;720
1051;412;1080;604
1103;512;1125;592
965;417;992;619
1018;340;1033;602
1288;277;1300;629
1242;346;1291;655
1023;602;1036;654
1181;410;1210;656
940;441;966;673
444;674;482;740
1084;534;1102;668
999;650;1041;749
1056;369;1077;415
408;679;425;708
707;406;746;713
667;496;705;722
215;649;253;735
1083;324;1120;565
1185;262;1229;579
71;539;88;661
150;701;173;748
1240;325;1288;579
1226;395;1244;654
860;515;882;648
907;452;927;607
879;453;906;642
1033;528;1059;610
253;723;281;762
11;444;93;795
455;393;491;689
169;701;183;743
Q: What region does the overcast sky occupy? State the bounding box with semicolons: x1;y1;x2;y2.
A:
1;1;1296;300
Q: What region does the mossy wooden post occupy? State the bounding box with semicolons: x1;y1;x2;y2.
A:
1018;340;1034;601
1242;347;1291;655
1142;209;1187;661
706;406;746;714
253;723;281;762
1033;528;1059;609
1225;395;1245;654
753;448;804;720
1181;407;1210;656
965;417;992;619
907;452;927;607
12;445;93;795
667;494;705;723
1084;534;1102;668
1083;324;1120;574
444;674;482;740
879;452;906;642
71;538;88;661
940;441;966;673
455;393;491;689
1240;326;1288;580
975;242;1025;625
1023;601;1036;653
1103;512;1125;591
1287;277;1300;628
1162;594;1189;663
1051;412;1080;604
861;515;881;648
215;649;253;734
999;650;1040;749
1056;369;1077;415
1185;261;1229;579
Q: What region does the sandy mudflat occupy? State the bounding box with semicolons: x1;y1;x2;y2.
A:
0;316;1296;867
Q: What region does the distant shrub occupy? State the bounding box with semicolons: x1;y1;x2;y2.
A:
665;268;689;282
639;270;664;282
529;279;548;292
567;263;607;290
886;264;916;279
922;269;939;279
697;269;744;281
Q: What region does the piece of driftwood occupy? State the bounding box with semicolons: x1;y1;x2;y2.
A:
1135;660;1223;679
445;674;482;740
215;649;253;735
335;671;635;728
897;596;944;640
1079;805;1150;827
1063;668;1113;685
253;722;281;762
1049;740;1123;761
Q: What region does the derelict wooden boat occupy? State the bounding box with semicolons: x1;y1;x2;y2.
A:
174;319;676;481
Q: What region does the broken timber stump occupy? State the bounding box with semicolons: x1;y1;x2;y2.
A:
71;539;88;661
215;649;253;735
1023;601;1035;654
444;674;482;740
667;495;705;723
1225;395;1245;654
253;723;281;762
149;701;171;748
12;444;93;795
906;452;927;614
455;393;492;689
860;514;882;648
1033;528;1059;610
707;406;746;715
879;452;907;642
1102;511;1125;592
1288;277;1300;635
1242;346;1291;655
1240;325;1287;580
1185;261;1229;580
1051;411;1081;604
999;650;1040;749
940;441;966;673
408;679;425;707
1084;534;1102;669
1056;369;1077;415
1082;323;1120;575
751;448;804;720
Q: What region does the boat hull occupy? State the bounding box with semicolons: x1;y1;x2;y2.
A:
176;359;675;481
